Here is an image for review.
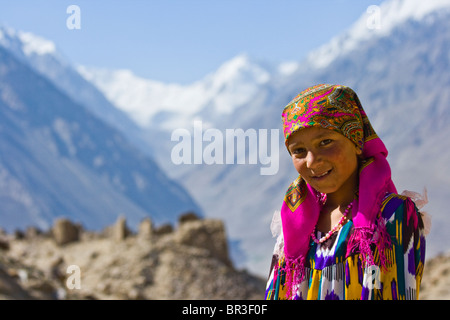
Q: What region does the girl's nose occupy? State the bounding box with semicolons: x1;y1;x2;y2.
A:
305;151;321;169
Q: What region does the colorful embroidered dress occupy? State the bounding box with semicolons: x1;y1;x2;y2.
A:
265;192;426;300
268;84;428;300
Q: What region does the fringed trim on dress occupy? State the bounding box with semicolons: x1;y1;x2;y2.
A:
345;215;392;271
276;254;306;300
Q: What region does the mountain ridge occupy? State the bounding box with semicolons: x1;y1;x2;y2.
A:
0;41;203;233
304;0;450;69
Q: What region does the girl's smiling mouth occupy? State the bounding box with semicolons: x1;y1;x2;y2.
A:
311;169;332;179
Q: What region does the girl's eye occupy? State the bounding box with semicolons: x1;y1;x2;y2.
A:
292;148;306;155
320;139;333;146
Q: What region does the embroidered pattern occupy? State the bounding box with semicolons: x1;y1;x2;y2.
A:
284;177;307;212
266;194;426;300
281;84;374;151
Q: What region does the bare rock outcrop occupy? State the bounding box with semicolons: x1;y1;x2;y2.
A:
113;216;130;241
52;218;80;246
0;213;266;300
0;266;34;300
420;251;450;300
175;219;232;267
138;218;153;240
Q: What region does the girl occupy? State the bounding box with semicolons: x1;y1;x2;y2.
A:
265;84;428;300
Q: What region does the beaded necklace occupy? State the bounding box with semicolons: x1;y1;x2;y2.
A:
310;201;353;244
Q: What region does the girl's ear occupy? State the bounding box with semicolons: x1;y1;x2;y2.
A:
355;145;363;156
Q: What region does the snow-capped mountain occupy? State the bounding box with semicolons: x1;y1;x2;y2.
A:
79;0;450;135
75;0;450;276
0;29;203;233
305;0;450;69
0;26;152;160
77;53;272;131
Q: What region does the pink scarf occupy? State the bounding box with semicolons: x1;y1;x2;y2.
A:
280;84;396;298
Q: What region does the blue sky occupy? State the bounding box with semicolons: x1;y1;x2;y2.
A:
0;0;384;84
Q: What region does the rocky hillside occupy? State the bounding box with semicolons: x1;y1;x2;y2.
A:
0;213;265;300
0;211;446;300
420;252;450;300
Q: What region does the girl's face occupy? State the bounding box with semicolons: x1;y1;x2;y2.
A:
287;127;362;198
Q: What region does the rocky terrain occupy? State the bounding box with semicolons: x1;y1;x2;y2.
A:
0;213;266;300
0;211;447;300
420;251;450;300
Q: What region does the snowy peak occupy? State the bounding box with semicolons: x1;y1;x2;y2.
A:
378;0;450;29
0;26;57;58
202;53;271;115
77;53;272;130
208;54;271;87
306;0;450;69
17;31;56;56
77;65;199;128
